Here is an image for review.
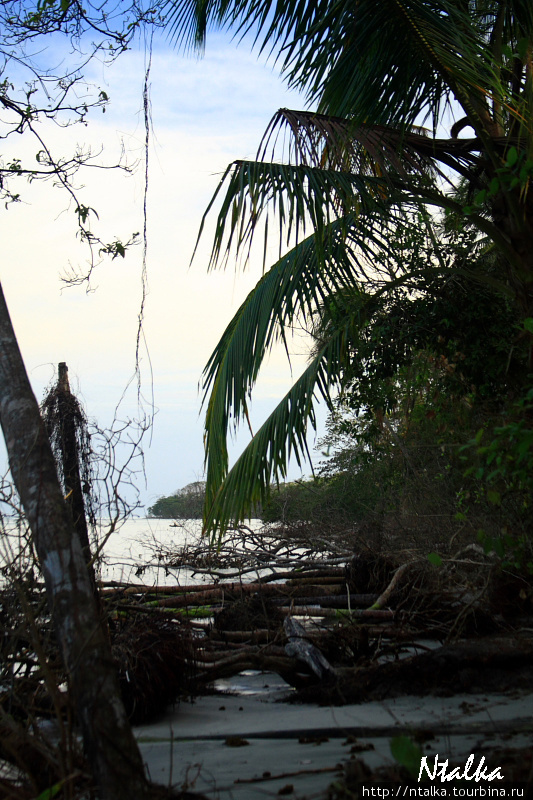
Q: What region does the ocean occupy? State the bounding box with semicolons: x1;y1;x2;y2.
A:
96;517;208;586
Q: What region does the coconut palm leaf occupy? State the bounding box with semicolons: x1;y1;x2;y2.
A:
164;0;505;130
201;194;498;534
201;240;469;536
195;158;400;270
198;151;521;533
202;304;366;536
196;153;517;274
258;109;485;182
200;212;400;518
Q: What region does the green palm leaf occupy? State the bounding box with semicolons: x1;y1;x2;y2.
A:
202;244;468;537
202;310;361;536
197;154;517;273
164;0;501;130
195;157;425;269
201;216;391;521
201;200;488;535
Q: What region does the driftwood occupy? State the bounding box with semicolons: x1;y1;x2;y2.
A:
100;571;346;594
208;624;416;643
137;584;373;607
297;635;533;704
270;593;378;607
92;527;533;718
370;562;410;609
284;617;336;682
195;652;323;687
135;590;380;610
279;606;395;619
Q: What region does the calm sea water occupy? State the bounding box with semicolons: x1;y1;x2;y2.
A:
96;517;205;586
0;517;262;587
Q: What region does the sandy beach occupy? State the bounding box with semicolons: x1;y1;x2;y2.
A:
135;672;533;799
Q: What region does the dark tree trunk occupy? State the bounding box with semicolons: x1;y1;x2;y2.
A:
0;283;152;800
46;361;97;586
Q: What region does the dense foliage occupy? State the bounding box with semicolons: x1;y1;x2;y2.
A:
165;0;533;537
262;243;533;564
148;481;206;518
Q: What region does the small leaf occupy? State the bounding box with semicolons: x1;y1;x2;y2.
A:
483;536;494;555
390;736;423;778
506;147;518;167
427;552;442;567
35;783;63;800
517;37;529;60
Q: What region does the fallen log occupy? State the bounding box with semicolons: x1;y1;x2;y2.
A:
207;624;414;644
272;593;379;609
195;652;320;687
296;635;533;704
279;606;395;620
369;563;410;610
194;642;287;668
208;629;283;644
138;582;354;608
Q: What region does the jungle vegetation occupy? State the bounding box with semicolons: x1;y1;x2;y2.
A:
148;481;207;519
164;0;533;551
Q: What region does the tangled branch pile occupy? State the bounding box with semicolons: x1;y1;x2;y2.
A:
1;519;533;798
103;523;533;707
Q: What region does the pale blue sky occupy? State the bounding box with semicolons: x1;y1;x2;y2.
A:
1;26;329;511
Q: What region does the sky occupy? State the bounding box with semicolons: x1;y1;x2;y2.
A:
0;22;329;512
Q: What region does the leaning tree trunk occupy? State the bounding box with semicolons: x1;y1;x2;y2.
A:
0;283;152;800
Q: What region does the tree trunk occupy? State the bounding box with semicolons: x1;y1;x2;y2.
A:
0;283;151;800
56;362;94;564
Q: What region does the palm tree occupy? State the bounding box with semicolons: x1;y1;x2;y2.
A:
164;0;533;534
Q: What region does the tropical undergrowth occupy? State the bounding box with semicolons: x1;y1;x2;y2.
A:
262;251;533;569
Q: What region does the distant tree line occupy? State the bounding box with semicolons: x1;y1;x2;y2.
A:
148;481;206;519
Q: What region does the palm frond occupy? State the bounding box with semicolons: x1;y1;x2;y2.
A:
202;309;362;536
200;212;404;516
201;244;471;537
194;151;520;278
194;158;418;271
258;109;487;182
164;0;502;131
